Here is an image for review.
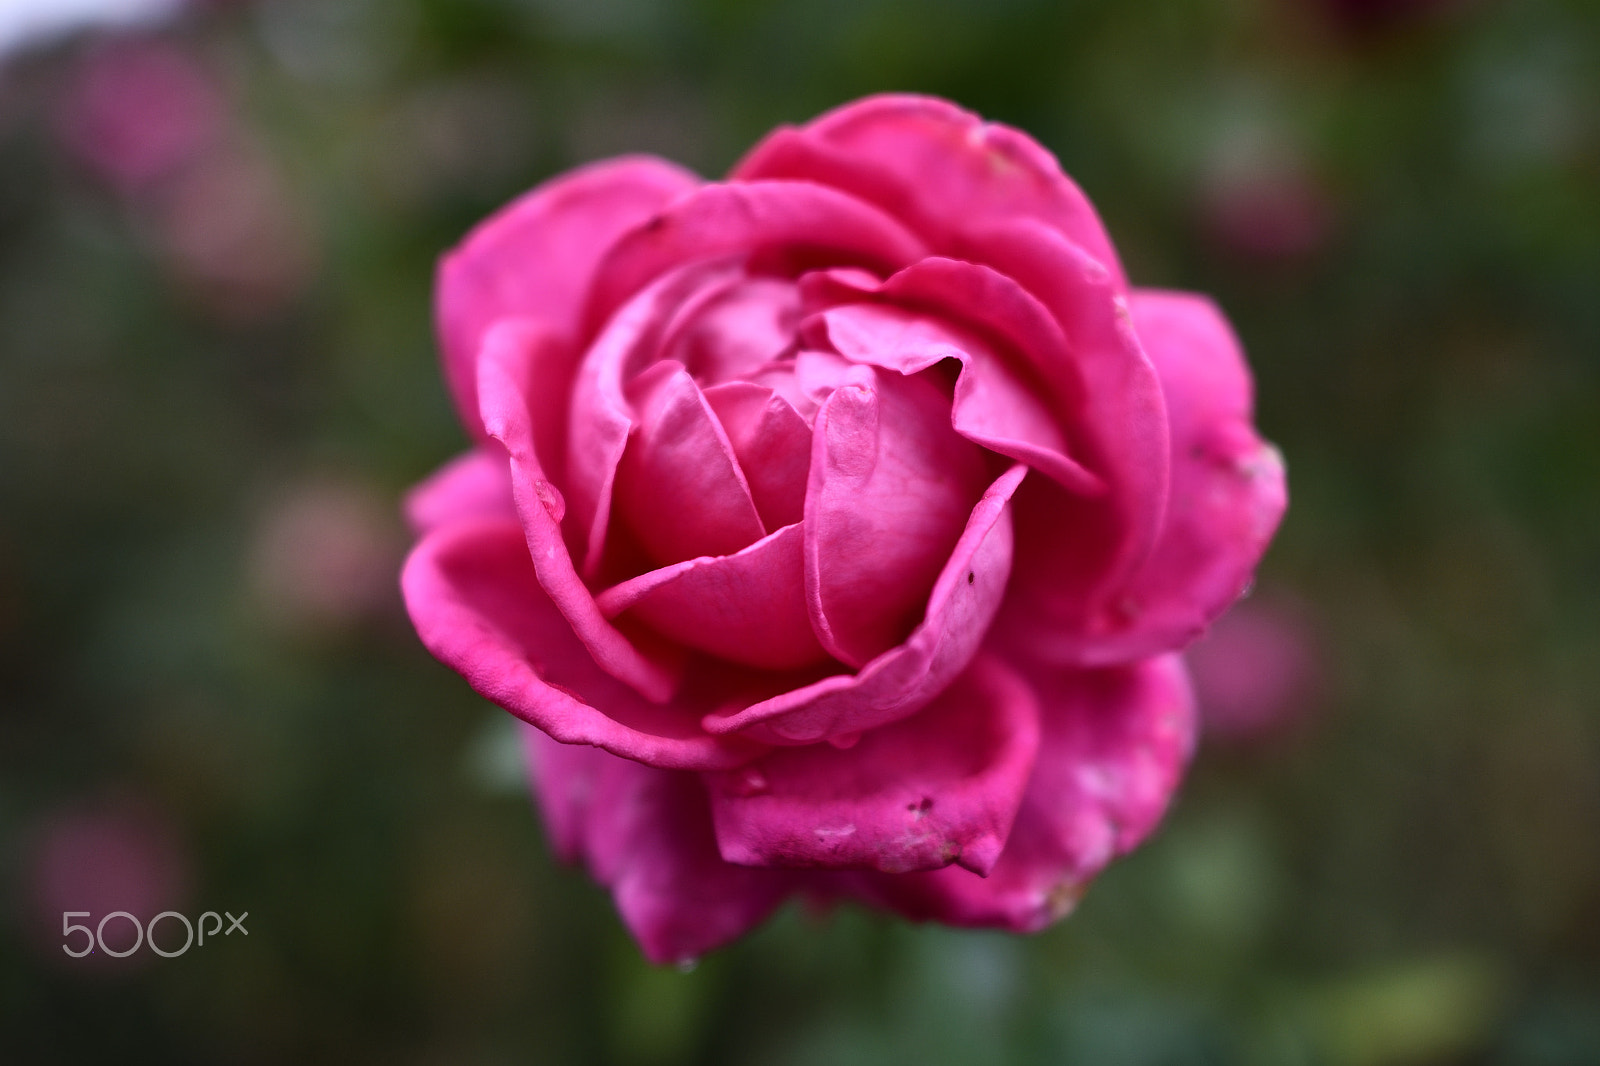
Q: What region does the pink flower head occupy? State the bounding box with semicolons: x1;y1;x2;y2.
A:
55;39;225;194
23;795;193;970
401;94;1288;964
1189;595;1322;743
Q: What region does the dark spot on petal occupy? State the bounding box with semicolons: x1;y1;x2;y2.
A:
966;571;975;585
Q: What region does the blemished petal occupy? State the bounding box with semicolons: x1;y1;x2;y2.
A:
802;364;991;668
566;259;745;578
404;447;516;535
596;522;831;671
583;180;927;337
809;301;1101;495
706;653;1039;876
436;156;699;439
478;329;681;704
702;382;813;531
966;218;1171;652
615;360;768;566
524;728;793;965
1051;290;1286;662
402;520;764;770
844;654;1196;930
731;93;1126;289
704;464;1026;745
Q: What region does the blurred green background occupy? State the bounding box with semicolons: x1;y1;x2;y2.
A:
2;0;1597;1062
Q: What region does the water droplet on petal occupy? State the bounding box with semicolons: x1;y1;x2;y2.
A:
730;768;768;797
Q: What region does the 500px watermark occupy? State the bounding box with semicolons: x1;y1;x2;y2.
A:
62;911;248;958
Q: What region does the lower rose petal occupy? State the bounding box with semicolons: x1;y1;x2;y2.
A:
706;653;1040;876
524;727;793;965
844;654;1195;930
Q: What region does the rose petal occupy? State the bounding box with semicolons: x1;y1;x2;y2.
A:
732;93;1125;289
705;464;1026;745
968;219;1171;651
810;301;1101;495
566;260;744;578
702;382;813;530
847;654;1195;930
437;157;699;439
583;181;926;336
524;728;792;965
707;653;1039;876
660;276;801;386
1054;290;1286;662
402;520;763;770
479;326;681;703
803;364;991;668
616;360;768;566
403;447;516;534
596;522;829;671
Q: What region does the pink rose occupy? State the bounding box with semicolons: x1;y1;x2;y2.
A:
402;94;1287;964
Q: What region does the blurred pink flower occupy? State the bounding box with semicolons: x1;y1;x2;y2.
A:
55;40;224;193
1188;596;1322;742
1201;160;1335;267
250;476;404;630
23;795;193;969
153;143;318;319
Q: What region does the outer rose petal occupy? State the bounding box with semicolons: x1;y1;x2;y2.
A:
524;727;792;965
403;448;516;534
479;324;683;703
970;219;1171;655
732;93;1126;289
706;653;1039;876
847;654;1195;930
1046;291;1287;663
436;157;699;439
705;464;1026;745
401;520;763;770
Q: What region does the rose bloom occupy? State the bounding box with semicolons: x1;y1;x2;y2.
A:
402;94;1286;964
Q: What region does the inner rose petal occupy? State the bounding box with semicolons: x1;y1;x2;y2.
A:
702;381;813;530
804;363;990;668
660;276;801;386
615;361;767;567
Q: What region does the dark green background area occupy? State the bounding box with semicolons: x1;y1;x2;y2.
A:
2;0;1597;1062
